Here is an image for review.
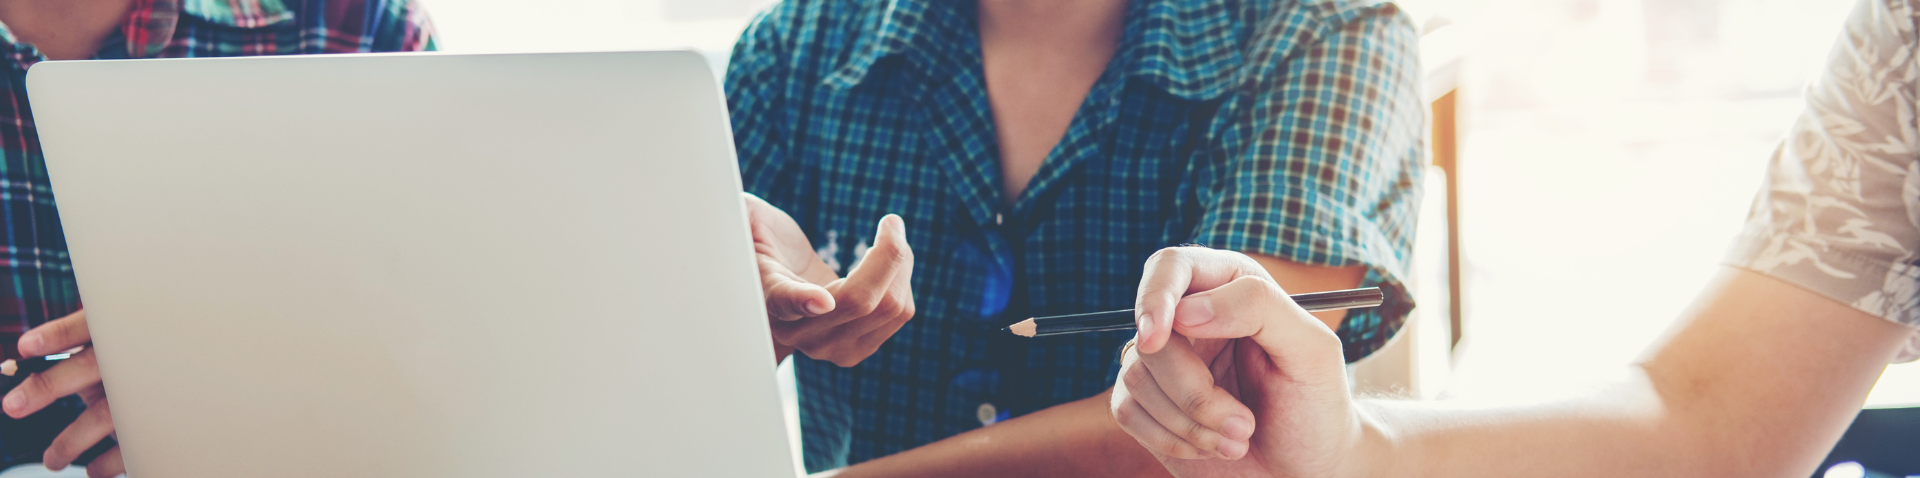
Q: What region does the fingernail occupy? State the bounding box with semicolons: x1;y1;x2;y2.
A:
805;300;831;315
1218;439;1248;459
1222;415;1253;440
1135;314;1153;344
1176;296;1214;327
19;335;39;355
3;392;21;416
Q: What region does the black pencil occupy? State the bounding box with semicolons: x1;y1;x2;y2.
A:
1004;287;1384;337
0;347;82;377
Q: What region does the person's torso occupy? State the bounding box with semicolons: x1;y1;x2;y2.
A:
733;0;1336;470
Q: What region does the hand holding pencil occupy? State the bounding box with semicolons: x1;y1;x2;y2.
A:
2;311;126;475
1;345;83;377
1004;287;1381;337
1109;247;1368;476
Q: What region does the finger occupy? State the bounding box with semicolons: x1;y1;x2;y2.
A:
21;310;90;357
1134;248;1267;354
788;291;912;368
746;193;836;321
78;384;107;406
1139;335;1256;445
813;215;912;328
842;304;914;364
1113;397;1211;460
1171;276;1344;370
839;215;911;306
1124;339;1250;458
833;271;918;349
84;446;123;478
777;281;899;352
44;396;112;470
1132;248;1193;354
777;215;913;362
4;348;101;419
760;254;835;321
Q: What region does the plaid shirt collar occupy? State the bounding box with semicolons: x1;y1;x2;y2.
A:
0;0;292;68
824;0;1244;101
818;0;1250;227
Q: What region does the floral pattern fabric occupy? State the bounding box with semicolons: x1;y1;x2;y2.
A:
1727;0;1920;362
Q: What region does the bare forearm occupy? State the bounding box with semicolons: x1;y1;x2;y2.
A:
1355;369;1687;477
827;391;1169;478
1347;269;1910;478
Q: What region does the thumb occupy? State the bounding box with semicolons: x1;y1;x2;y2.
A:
869;214;912;273
840;214;912;294
1169;277;1344;368
760;255;834;321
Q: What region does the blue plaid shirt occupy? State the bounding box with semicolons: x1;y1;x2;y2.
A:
726;0;1424;471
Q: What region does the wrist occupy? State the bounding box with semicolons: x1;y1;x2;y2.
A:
1337;401;1402;478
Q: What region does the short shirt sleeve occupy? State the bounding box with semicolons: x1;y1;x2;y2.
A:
1190;3;1426;361
1725;0;1920;362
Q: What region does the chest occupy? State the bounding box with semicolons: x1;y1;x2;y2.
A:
980;38;1116;205
785;65;1224;276
832;73;1208;192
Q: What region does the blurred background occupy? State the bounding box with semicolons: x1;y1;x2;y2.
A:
1419;0;1920;408
416;0;1920;453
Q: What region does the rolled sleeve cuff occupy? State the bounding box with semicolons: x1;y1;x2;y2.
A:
1192;195;1415;362
1726;227;1920;363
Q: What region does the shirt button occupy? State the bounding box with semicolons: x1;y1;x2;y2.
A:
994;213;1003;226
977;402;998;426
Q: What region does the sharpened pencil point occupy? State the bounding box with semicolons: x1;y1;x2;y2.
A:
1008;319;1038;338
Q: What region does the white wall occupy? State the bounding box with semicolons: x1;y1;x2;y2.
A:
416;0;772;71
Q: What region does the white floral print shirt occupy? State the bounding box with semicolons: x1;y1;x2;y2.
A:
1728;0;1920;362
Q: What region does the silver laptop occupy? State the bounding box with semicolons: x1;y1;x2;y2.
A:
27;51;797;478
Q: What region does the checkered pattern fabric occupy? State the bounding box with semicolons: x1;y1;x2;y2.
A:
0;0;433;467
727;0;1424;471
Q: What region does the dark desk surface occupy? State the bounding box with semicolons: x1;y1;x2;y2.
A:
1818;406;1920;477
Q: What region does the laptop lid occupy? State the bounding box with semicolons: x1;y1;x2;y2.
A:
28;51;795;478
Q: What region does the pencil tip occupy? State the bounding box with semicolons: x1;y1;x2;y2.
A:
1008;318;1038;338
